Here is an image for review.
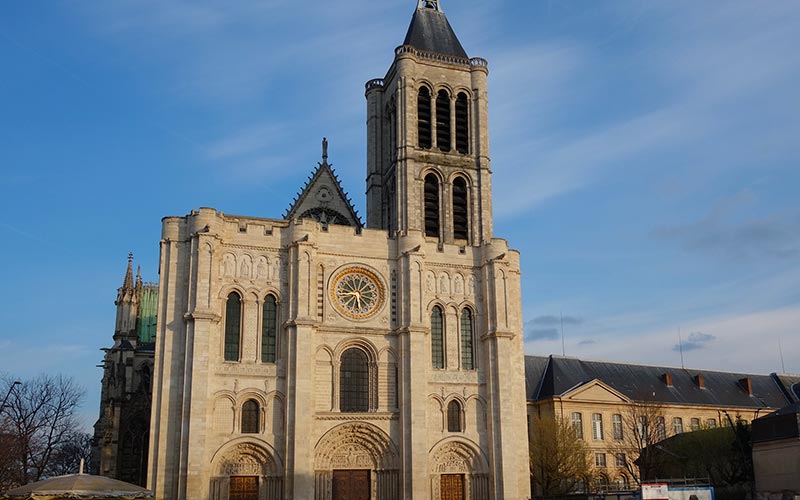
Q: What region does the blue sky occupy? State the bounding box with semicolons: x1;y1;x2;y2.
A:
1;0;798;429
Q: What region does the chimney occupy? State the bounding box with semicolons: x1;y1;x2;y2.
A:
662;372;673;387
739;377;753;396
694;374;705;388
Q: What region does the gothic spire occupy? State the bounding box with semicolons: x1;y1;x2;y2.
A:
122;252;134;290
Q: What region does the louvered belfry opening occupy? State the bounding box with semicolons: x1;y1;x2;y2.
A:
424;173;440;238
418;87;432;149
452;177;468;240
455;92;469;153
436;90;451;152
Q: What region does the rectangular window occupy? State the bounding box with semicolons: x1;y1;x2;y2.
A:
690;418;701;431
571;412;583;440
595;453;606;467
612;414;623;440
592;413;604;440
656;416;666;441
707;418;718;429
615;453;626;467
673;417;683;434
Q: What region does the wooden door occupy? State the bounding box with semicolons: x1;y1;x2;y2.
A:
332;470;370;500
440;474;464;500
229;476;259;500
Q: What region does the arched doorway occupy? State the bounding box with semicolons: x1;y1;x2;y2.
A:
429;439;489;500
209;441;283;500
314;422;400;500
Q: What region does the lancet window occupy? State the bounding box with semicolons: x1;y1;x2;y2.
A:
261;294;277;363
447;400;462;432
340;348;369;412
431;306;445;369
460;308;474;370
241;399;259;434
224;292;242;362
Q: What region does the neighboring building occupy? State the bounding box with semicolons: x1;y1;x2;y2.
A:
92;254;157;487
525;355;796;492
100;2;531;500
752;402;800;499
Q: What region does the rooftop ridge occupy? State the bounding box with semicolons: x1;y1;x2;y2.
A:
529;353;778;378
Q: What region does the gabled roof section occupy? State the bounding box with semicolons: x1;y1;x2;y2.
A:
561;378;632;403
526;354;791;409
403;1;468;58
284;138;363;228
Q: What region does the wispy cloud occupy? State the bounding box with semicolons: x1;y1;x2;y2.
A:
674;332;716;352
524;314;583;341
655;197;800;262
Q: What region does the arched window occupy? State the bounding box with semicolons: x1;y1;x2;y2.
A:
418;87;432;149
241;399;259;433
261;294;277;363
424;174;440;238
447;400;462;432
340;348;369;412
460;308;474;370
224;292;242;361
431;306;444;369
452;176;469;241
455;92;469;153
436;90;451;152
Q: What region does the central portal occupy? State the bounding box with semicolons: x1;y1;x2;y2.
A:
332;470;370;500
440;474;464;500
229;476;258;500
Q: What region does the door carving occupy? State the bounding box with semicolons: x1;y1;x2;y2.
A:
440;474;464;500
229;476;259;500
332;470;370;500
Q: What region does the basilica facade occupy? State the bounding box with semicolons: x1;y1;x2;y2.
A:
100;2;530;499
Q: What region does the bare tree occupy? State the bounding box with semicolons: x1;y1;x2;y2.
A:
530;415;592;496
611;402;667;485
46;431;93;477
0;374;84;489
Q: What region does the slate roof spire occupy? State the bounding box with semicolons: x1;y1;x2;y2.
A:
403;0;468;58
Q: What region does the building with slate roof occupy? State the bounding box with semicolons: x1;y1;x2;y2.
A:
94;2;531;500
525;354;798;492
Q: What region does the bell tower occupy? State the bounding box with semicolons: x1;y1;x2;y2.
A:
366;0;492;245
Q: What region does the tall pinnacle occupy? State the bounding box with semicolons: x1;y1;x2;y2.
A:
122;252;134;290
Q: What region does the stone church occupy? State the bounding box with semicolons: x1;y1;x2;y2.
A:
94;2;530;499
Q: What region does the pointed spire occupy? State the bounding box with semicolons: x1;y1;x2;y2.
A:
404;0;467;58
135;265;143;289
122;252;134;290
